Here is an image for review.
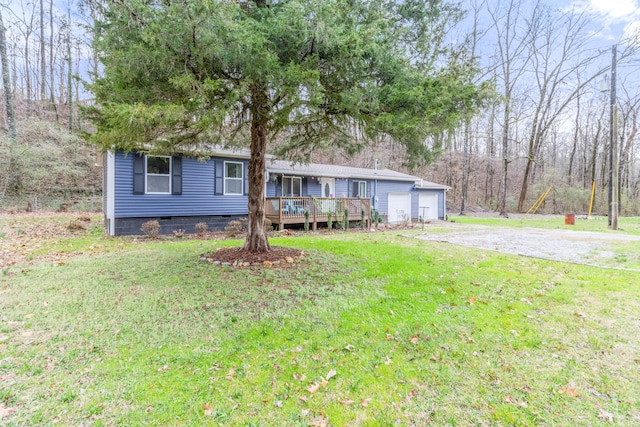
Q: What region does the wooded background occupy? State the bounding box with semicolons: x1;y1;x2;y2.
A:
1;0;639;216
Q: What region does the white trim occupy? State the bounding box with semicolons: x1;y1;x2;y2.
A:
442;191;446;220
223;160;244;195
145;155;172;194
106;151;116;236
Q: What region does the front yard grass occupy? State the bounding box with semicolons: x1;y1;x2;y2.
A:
1;223;639;425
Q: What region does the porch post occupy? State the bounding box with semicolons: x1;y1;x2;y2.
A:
312;198;317;231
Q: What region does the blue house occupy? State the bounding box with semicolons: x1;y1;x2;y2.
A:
103;148;449;235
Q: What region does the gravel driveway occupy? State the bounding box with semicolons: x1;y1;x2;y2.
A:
412;223;640;269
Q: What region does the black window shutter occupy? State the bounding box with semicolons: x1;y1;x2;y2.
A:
244;162;249;196
133;153;145;194
352;181;359;197
214;159;223;195
171;156;182;195
302;178;308;197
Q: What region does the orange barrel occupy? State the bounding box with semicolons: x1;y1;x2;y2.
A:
564;214;575;225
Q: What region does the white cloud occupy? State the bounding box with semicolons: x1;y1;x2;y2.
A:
569;0;640;22
588;0;639;19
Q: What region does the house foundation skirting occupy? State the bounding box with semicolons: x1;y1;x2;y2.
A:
113;215;246;236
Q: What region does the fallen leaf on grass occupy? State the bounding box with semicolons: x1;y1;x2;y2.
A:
307;382;320;394
299;395;308;403
202;404;213;416
293;373;306;381
469;297;477;304
505;396;528;407
598;409;614;423
320;378;329;388
559;387;579;397
360;398;372;407
339;399;355;405
0;406;16;418
226;368;236;380
343;344;355;352
326;369;337;380
309;415;329;427
575;312;587;318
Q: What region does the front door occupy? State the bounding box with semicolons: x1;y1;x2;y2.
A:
321;178;335;198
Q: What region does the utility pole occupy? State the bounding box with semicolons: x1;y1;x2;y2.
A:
609;45;618;230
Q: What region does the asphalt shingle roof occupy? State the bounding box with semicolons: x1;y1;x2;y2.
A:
266;159;449;190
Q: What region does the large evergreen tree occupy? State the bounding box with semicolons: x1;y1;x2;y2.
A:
87;0;485;251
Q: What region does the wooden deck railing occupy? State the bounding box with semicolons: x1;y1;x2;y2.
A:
265;197;371;230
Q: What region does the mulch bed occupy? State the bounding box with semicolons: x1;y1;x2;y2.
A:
200;246;304;267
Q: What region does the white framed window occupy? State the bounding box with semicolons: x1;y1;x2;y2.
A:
224;161;243;195
353;180;366;197
146;156;171;194
282;176;302;197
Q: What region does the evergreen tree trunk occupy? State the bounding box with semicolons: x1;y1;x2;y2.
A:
0;9;16;140
243;86;271;252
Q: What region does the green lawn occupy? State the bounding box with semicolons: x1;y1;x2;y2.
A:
1;218;639;426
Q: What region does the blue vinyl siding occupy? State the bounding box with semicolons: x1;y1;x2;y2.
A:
306;177;323;197
113;151;447;221
334;179;349;198
114;151;248;218
266;181;277;197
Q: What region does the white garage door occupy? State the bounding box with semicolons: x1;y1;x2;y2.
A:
418;193;438;220
388;193;412;224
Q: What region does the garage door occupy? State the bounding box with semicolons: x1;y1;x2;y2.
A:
388;193;412;224
418;193;438;220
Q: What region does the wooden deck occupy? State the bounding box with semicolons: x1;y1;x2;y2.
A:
265;197;371;230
